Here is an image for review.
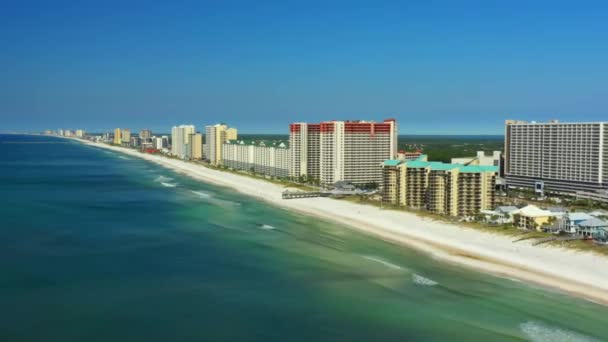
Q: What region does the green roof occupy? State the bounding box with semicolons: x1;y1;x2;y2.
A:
406;161;432;168
459;165;499;173
383;159;404;167
384;158;498;173
430;163;461;171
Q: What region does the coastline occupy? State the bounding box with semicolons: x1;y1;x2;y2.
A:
74;138;608;306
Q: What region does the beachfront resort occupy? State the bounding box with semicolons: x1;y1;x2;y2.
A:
48;119;608;246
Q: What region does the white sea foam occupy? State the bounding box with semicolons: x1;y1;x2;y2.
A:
520;321;599;342
155;176;173;183
259;224;276;230
362;256;403;270
191;190;212;198
412;274;438;286
190;190;240;207
160;182;177;188
118;156;130;160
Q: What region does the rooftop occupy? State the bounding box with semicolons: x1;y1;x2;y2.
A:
382;158;498;173
513;205;559;218
578;217;608;228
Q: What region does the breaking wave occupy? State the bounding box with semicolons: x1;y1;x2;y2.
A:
259;224;276;230
160;182;177;188
520;321;599;342
191;190;212;198
362;256;403;270
189;190;240;207
412;274;438;286
154;176;173;183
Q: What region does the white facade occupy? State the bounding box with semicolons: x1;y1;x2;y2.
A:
171;125;195;159
222;141;290;178
154;136;169;150
289;119;397;186
505;120;608;193
452;151;501;167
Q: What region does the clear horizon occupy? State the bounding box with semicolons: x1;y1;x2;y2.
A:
2;1;607;134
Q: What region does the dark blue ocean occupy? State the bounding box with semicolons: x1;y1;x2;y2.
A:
1;134;606;341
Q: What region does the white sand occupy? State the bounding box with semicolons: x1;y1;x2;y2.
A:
80;140;608;305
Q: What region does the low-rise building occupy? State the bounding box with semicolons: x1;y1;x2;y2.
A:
511;205;562;231
577;218;608;238
222;140;290;178
381;156;498;216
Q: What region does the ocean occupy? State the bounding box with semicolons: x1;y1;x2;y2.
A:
1;134;607;341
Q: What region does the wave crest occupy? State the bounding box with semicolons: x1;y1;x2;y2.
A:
520;321;599;342
412;274;438;286
362;256;403;270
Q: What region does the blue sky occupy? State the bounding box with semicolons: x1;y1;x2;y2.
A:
1;0;607;134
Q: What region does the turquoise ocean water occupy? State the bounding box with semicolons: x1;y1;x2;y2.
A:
1;134;607;341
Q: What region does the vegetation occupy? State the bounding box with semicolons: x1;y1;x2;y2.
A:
239;134;504;163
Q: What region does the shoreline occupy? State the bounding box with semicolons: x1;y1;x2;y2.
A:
74;138;608;306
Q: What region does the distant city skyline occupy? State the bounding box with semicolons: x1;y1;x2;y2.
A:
2;1;608;134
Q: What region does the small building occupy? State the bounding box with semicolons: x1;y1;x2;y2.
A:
576;218;608;238
511;205;562;231
495;206;519;223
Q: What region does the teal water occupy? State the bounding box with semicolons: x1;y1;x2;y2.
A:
1;134;607;341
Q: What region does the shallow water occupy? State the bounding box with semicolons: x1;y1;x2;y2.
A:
1;134;607;341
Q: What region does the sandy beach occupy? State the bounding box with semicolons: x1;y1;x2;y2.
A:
78;139;608;305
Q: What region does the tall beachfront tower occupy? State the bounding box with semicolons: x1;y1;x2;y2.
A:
504;120;608;194
187;133;203;160
139;129;152;140
225;127;238;141
205;124;237;165
113;128;122;145
289;119;398;186
289;123;320;180
171;125;196;159
121;129;131;144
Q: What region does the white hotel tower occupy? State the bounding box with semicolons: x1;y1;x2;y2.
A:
504;120;608;194
290;119;398;186
171;125;196;159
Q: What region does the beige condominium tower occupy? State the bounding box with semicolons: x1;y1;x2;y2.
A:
171;125;196;159
113;128;122;145
382;156;498;217
205;124;237;165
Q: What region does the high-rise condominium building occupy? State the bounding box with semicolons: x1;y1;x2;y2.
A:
139;129;152;140
75;129;85;138
187;133;203;160
504;120;608;194
113;128;122;145
205;124;237;165
225;127;238;141
155;136;169;150
289;119;398;186
171;125;196;159
121;129;131;144
381;157;498;217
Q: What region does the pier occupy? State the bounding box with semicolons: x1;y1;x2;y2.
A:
282;191;330;199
